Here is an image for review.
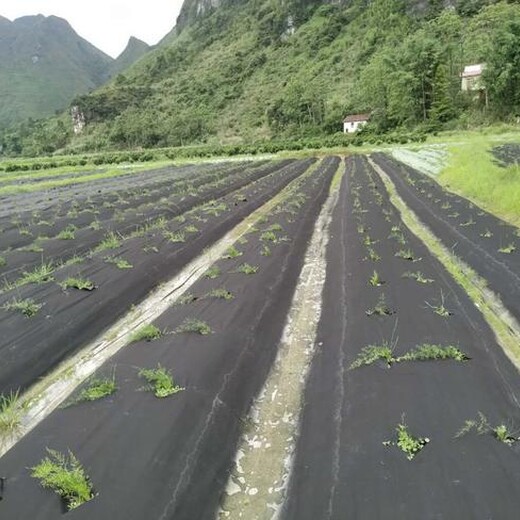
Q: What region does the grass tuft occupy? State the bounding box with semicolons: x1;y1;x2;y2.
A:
349;344;394;369
130;324;162;343
31;449;94;510
223;245;242;259
96;232;121;251
19;262;54;285
397;344;468;362
176;318;212;335
204;266;221;279
206;288;234;300
2;298;42;317
73;377;117;404
56;224;77;240
0;390;22;436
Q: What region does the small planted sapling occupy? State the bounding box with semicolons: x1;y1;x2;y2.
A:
236;263;259;275
175;318;212;335
369;270;385;287
2;298;42;317
139;365;184;398
60;277;96;291
384;417;430;461
366;293;393;317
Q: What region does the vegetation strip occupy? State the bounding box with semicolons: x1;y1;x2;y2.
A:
370;158;520;371
219;160;342;518
0;159;321;459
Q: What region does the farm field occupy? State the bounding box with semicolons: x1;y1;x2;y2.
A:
0;152;519;519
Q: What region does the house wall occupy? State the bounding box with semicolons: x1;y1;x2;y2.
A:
343;120;367;133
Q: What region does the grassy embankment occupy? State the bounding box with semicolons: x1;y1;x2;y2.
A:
438;132;520;227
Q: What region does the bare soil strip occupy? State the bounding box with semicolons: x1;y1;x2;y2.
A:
218;161;343;520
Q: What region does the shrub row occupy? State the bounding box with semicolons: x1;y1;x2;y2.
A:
0;132;426;172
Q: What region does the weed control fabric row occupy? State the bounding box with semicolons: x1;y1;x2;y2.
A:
371;153;520;323
0;158;314;394
283;156;520;519
0;157;339;519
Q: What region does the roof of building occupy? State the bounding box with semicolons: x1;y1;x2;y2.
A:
343;113;370;123
462;63;485;78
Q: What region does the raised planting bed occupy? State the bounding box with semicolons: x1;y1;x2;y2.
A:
371;153;520;323
0;157;339;519
0;158;315;394
0;160;280;270
285;155;520;519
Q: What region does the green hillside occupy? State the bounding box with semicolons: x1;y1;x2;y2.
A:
2;0;520;155
0;15;150;134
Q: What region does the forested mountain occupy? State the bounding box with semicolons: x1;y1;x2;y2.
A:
109;37;151;77
0;15;150;131
2;0;520;155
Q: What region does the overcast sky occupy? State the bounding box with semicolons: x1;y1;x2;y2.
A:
1;0;185;58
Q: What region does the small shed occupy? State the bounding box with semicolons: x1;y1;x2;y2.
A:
461;64;485;92
343;113;370;134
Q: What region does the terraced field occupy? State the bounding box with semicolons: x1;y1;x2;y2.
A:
0;154;519;519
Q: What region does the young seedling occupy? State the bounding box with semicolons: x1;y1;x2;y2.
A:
456;413;518;445
402;271;434;284
184;225;198;234
384;418;430;461
206;288;234;300
0;391;22;436
202;262;222;279
261;245;271;257
60;277;96;291
20;243;44;253
369;270;385;287
2;298;42;317
460;218;475;227
31;449;94;510
395;248;420;262
363;235;377;247
223;246;242;259
175;318;212;335
143;245;159;254
425;292;452;317
236;263;259;275
366;248;381;262
480;229;493;238
104;256;133;269
498;243;516;254
56;224;77;240
163;230;185;243
138;365;184;398
260;231;278;243
0;256;5;267
130;324;162;343
366;294;393;316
